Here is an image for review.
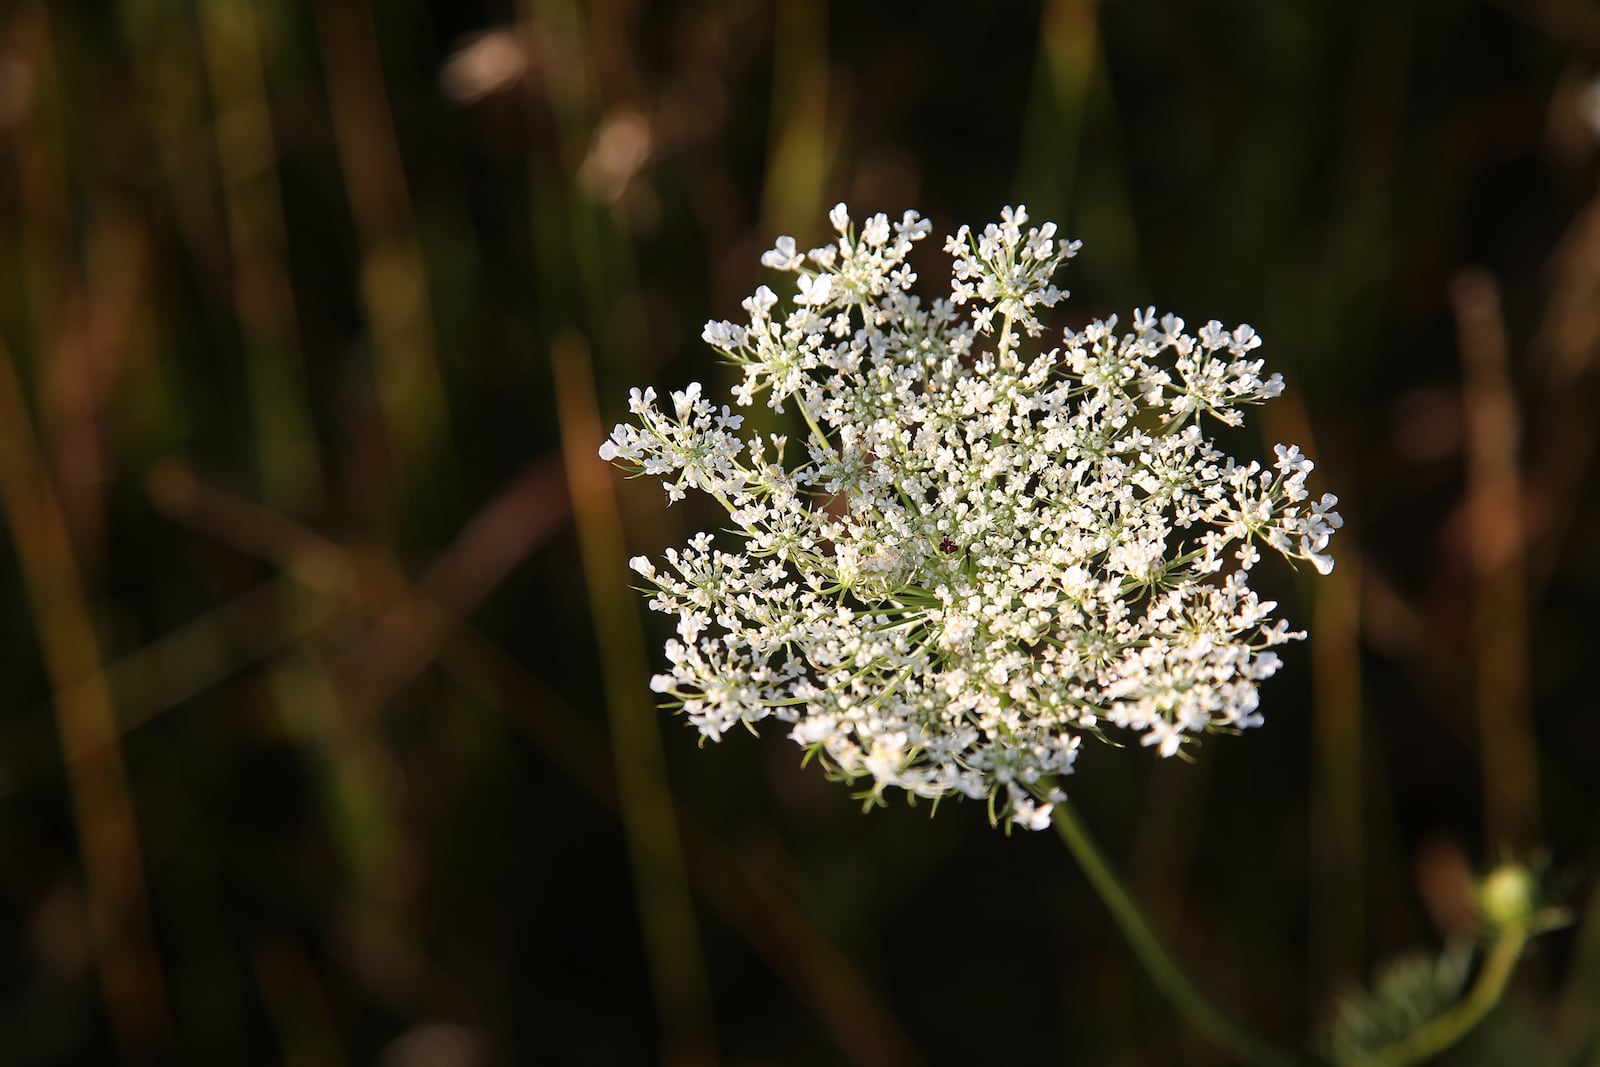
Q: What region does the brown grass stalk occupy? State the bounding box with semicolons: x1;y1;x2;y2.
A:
1450;268;1540;854
552;333;719;1067
314;0;452;491
199;0;321;510
0;336;171;1060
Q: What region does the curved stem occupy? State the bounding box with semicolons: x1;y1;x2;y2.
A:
1052;803;1303;1067
1354;927;1527;1067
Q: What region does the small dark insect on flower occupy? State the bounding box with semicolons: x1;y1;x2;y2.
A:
939;537;958;554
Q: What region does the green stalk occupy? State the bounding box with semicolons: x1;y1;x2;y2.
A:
1354;928;1527;1067
1052;803;1303;1067
795;396;832;453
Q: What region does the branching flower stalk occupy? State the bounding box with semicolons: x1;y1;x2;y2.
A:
601;203;1342;831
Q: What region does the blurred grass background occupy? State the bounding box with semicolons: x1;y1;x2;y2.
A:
2;0;1599;1064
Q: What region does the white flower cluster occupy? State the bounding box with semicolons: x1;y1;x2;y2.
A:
600;204;1341;831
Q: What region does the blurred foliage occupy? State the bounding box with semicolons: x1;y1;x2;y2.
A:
1328;944;1476;1062
1;0;1599;1064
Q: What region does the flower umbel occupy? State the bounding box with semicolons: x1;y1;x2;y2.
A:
601;205;1341;830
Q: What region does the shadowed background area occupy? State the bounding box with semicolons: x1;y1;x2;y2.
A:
2;0;1599;1064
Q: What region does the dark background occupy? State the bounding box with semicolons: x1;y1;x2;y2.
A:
1;0;1598;1063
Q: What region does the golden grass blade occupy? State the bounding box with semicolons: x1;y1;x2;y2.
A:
1451;268;1540;854
552;333;719;1067
0;334;172;1060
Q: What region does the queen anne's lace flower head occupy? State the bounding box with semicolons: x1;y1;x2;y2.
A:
601;204;1341;831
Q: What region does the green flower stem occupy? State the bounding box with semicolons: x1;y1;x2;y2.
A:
795;397;831;453
1052;803;1303;1067
1354;927;1528;1067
